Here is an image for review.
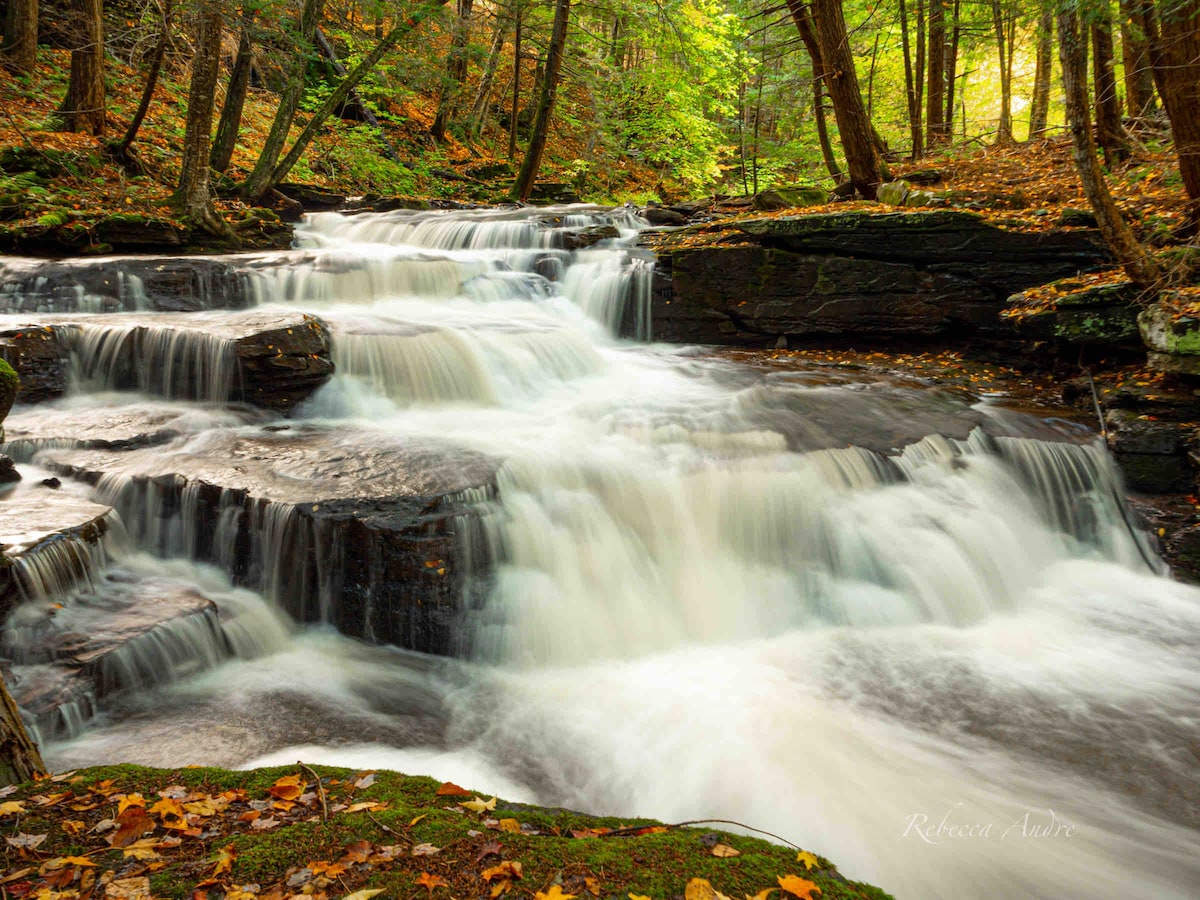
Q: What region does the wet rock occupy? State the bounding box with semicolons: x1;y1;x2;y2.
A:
276;183;348;210
1139;303;1200;378
904;168;944;186
92;214;187;250
642;207;688;226
643;210;1111;345
561;224;620;250
1011;278;1142;350
0;325;68;402
0;455;19;485
751;191;791;212
41;426;500;653
527;183;581;204
1105;409;1193;493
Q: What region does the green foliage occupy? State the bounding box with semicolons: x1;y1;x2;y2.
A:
295;123;417;195
0;357;19;421
35;209;71;227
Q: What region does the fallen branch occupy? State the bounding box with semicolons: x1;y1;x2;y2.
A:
298;762;328;823
599;818;802;851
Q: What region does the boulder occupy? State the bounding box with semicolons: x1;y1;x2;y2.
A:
561;224;620;250
642;207;688;226
0;325;68;402
1139;303;1200;377
876;180;911;206
1105;408;1193;494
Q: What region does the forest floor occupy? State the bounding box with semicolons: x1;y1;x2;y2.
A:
0;764;891;900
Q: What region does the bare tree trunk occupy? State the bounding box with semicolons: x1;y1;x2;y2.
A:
172;0;225;233
1;673;45;787
211;8;254;173
268;2;449;191
786;0;841;178
866;32;880;121
991;0;1013;143
1092;12;1129;166
431;0;474;141
242;0;325;200
466;10;507;138
900;0;923;157
1144;0;1200;227
926;0;945;146
508;2;521;159
1119;0;1156;117
511;0;570;200
1028;2;1053;136
944;0;960;137
810;0;883;197
0;0;37;74
1059;6;1161;287
56;0;105;135
812;74;841;180
112;0;173;162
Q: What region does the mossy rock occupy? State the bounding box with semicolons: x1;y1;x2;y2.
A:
0;357;19;423
0;145;94;179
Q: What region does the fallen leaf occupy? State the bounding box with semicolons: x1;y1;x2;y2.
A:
354;773;377;789
482;861;523;882
435;782;472;797
417;872;449;892
345;801;382;813
475;841;502;863
212;844;236;876
4;832;47;850
795;851;819;871
777;876;821;900
340;840;372;864
747;890;777;900
106;876;152;899
150;797;188;830
410;814;427;826
121;838;162;861
341;891;384;900
117;793;146;814
412;843;441;856
497;818;522;833
685;879;734;900
250;816;280;831
0;800;27;815
109;807;155;848
268;775;303;801
62;820;86;836
710;844;740;858
629;895;652;900
536;887;576;900
460;796;497;813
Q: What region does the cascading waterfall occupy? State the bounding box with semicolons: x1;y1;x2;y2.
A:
5;205;1198;900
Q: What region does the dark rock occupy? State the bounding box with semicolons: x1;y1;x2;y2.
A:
642;210;1112;345
561;224;620;250
1058;207;1099;228
0;455;19;485
642;207;688;226
276;182;348;210
1105;409;1193;493
666;199;713;217
1011;278;1142;350
904;168;944;186
751;191;791;211
92;214;187;250
527;183;581;204
464;162;514;181
40;478;61;489
0;325;69;402
830;181;857;200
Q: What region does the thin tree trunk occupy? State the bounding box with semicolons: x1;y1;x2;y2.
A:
1058;6;1160;287
1092;12;1129;166
866;32;880;121
610;15;626;69
944;0;959;138
431;0;474;141
466;11;507;138
991;0;1013;143
242;0;325;200
810;0;882;197
1144;0;1200;227
313;26;402;162
786;0;840;179
900;0;923;158
0;0;37;74
1118;0;1155;117
926;0;945;146
268;1;449;192
113;0;173;161
1028;2;1053;136
915;0;925;142
1;673;45;787
511;0;570;200
508;3;521;159
56;0;105;136
211;9;253;173
812;73;841;180
172;0;225;233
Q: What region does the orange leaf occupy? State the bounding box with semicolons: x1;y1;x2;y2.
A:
482;860;523;882
211;844;236;877
777;876;821;900
268;774;303;801
417;872;449;892
436;781;472;797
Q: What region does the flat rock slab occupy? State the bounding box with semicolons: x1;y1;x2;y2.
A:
41;425;499;653
0;310;333;410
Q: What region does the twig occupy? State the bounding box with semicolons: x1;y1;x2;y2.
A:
298;762;328;824
366;809;398;835
599;818;802;851
1085;368;1108;442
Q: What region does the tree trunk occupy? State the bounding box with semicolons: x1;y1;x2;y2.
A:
786;0;841;179
242;0;325;200
172;0;224;233
313;26;402;162
511;0;570;200
809;0;882;198
1092;12;1129;166
1145;0;1200;226
1058;7;1161;287
211;9;254;173
430;0;474;141
466;10;507;138
112;0;172;163
1028;2;1053;136
56;0;105;136
268;1;449;192
1;672;45;787
899;0;923;158
926;0;945;146
812;73;841;180
508;2;521;159
0;0;37;74
1119;0;1156;117
944;0;960;138
991;0;1013;143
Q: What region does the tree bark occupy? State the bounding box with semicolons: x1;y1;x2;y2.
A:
267;1;449;192
466;10;507;138
56;0;105;135
430;0;474;141
809;0;883;198
1;672;45;787
926;0;945;146
242;0;325;200
990;0;1013;143
1058;6;1161;287
899;0;923;158
1028;2;1053;136
0;0;37;74
1144;0;1200;226
511;0;570;200
211;9;254;173
944;0;960;137
1092;12;1129;166
172;0;224;233
1119;0;1156;117
312;26;403;162
786;0;841;179
508;2;521;159
113;0;173;163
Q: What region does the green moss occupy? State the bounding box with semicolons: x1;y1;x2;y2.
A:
35;209;71;227
0;357;19;421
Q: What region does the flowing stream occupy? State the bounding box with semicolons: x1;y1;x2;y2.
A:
4;206;1199;899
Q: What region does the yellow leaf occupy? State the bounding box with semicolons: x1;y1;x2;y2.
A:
685;879;733;900
410;814;427;826
746;890;776;900
777;876;821;900
212;843;236;876
117;794;146;814
0;800;26;815
710;843;740;858
629;895;653;900
341;891;385;900
460;796;498;813
497;818;521;833
346;801;382;812
535;888;576;900
482;861;523;882
795;851;819;871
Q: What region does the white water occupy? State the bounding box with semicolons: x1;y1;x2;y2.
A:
13;206;1199;898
